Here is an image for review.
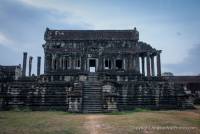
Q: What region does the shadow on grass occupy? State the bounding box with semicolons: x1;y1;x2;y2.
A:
8;107;77;115
104;108;152;115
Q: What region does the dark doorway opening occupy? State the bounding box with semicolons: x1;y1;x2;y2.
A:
105;59;111;69
89;59;96;67
89;59;96;72
65;59;68;69
116;60;123;69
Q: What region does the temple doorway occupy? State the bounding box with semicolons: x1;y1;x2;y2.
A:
89;59;96;72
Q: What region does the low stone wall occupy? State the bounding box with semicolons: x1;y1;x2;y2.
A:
0;76;194;112
101;80;193;112
0;78;83;112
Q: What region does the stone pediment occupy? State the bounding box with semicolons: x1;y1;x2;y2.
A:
44;28;139;41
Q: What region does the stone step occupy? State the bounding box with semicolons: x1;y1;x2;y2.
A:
83;102;102;104
83;111;102;113
83;105;102;107
84;86;101;88
83;107;102;109
83;95;101;97
83;88;101;90
82;105;102;108
83;91;101;93
83;100;102;102
83;83;102;86
83;109;102;112
82;106;102;109
83;99;102;101
83;100;102;103
82;77;103;113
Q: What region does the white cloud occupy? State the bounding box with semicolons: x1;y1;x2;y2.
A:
0;32;23;52
16;0;133;29
0;32;12;46
17;0;91;25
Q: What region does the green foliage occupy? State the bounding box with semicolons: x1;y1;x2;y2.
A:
133;107;151;112
105;107;151;115
183;118;200;125
10;106;32;112
10;107;21;112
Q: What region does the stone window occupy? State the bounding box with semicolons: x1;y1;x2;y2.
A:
65;58;71;69
104;59;111;69
55;42;61;48
61;58;64;69
54;59;57;70
77;60;80;67
115;59;123;69
76;58;81;69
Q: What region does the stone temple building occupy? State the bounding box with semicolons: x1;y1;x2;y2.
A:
0;27;197;113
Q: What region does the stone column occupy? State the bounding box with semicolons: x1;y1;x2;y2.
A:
127;55;130;71
101;57;104;71
56;57;59;70
69;57;72;69
44;54;50;73
59;56;61;69
63;56;66;70
129;55;133;71
128;55;134;71
51;54;54;70
113;57;116;70
22;52;27;77
71;56;74;70
157;51;161;77
141;56;145;76
44;54;47;73
146;52;151;77
103;57;105;70
28;56;33;77
136;54;140;72
151;55;155;76
48;55;51;72
37;56;41;76
81;56;85;71
59;56;62;70
123;58;126;70
98;56;102;71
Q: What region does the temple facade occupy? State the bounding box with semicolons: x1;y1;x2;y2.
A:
0;28;195;113
43;28;161;78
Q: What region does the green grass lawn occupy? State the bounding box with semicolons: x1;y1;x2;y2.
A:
0;108;199;134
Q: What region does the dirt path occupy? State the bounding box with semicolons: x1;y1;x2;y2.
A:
84;115;109;134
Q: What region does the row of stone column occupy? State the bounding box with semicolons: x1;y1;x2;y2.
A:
22;52;41;77
47;52;161;77
49;55;139;72
50;55;81;70
140;51;161;77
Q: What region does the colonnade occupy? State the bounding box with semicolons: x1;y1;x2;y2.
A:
45;50;161;77
22;52;41;77
140;50;161;77
50;55;81;70
47;54;139;72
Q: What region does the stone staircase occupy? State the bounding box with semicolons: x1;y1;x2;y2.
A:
82;73;103;113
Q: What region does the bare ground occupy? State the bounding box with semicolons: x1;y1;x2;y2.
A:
0;107;200;134
84;115;108;134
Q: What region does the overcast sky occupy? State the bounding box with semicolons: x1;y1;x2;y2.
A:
0;0;200;75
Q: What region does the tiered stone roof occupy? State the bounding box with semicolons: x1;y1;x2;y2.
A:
44;28;139;41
